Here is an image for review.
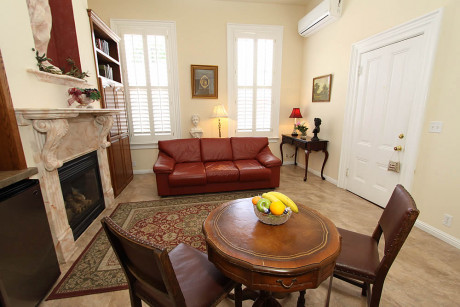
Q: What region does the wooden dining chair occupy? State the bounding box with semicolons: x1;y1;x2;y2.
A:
332;184;419;306
101;216;237;307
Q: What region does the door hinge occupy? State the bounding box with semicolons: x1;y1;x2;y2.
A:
358;66;363;76
346;168;349;177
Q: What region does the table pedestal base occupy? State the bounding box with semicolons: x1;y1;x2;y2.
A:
230;286;284;307
253;291;282;307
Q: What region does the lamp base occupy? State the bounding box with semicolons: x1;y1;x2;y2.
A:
291;123;298;137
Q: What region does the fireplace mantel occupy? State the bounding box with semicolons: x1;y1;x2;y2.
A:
15;108;119;263
15;107;118;120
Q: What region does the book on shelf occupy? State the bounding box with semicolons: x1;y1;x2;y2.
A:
98;64;113;80
96;38;110;55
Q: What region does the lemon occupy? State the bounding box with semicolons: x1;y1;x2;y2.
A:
269;201;286;216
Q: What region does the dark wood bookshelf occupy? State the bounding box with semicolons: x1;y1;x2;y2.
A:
87;9;133;197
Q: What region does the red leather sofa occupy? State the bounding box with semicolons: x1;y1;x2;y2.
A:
153;137;281;196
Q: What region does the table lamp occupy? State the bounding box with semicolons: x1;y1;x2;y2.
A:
211;104;228;138
289;108;302;136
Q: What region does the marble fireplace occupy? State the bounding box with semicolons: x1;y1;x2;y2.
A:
15;108;117;263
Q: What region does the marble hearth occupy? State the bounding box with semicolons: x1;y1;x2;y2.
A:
15;108;118;263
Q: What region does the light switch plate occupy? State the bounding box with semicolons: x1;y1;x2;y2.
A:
429;121;443;133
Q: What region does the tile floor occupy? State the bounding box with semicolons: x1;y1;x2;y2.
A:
41;165;460;306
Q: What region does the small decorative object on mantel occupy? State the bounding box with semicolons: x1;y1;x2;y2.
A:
296;122;308;139
32;48;62;75
67;88;101;108
32;49;90;80
311;117;322;141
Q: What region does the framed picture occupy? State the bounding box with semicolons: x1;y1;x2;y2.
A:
191;65;218;98
312;74;332;102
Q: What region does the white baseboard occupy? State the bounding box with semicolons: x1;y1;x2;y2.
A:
133;169;154;175
281;162;338;185
415;220;460;249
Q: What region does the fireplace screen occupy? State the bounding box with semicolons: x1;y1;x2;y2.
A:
58;151;105;240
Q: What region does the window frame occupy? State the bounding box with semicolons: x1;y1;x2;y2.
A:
227;23;283;138
111;19;181;148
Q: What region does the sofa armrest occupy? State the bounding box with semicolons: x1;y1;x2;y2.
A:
256;147;282;168
153;152;176;174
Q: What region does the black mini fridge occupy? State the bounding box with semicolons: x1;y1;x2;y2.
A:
0;179;60;307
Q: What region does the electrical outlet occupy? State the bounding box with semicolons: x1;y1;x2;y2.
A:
442;214;453;227
132;161;136;167
429;121;443;133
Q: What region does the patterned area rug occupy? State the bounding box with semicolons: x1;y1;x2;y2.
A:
47;190;264;300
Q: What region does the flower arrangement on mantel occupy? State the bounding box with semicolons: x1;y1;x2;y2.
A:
296;122;308;138
68;87;101;108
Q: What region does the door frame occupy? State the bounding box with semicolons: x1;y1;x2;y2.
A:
338;9;443;192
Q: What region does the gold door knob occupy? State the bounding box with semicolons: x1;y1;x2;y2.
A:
399;134;404;139
394;145;402;151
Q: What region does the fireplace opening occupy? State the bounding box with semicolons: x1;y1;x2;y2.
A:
58;151;105;240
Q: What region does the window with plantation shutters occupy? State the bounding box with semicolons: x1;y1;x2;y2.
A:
227;24;283;138
112;20;180;145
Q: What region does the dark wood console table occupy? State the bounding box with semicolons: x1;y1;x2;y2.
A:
280;134;329;181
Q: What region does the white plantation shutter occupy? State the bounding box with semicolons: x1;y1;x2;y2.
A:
113;20;180;145
147;35;171;135
228;24;283;137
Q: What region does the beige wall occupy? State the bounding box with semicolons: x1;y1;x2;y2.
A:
87;0;306;170
2;0;458;240
300;0;460;238
0;0;98;166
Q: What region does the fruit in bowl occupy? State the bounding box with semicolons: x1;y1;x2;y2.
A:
251;192;298;225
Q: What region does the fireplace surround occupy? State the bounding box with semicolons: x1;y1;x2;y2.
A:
15;108;118;263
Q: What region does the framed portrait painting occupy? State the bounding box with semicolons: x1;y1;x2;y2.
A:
191;65;218;98
312;74;332;102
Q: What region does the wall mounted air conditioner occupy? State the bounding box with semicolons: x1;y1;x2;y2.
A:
298;0;343;37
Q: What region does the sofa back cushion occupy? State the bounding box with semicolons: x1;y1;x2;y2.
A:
231;137;269;160
158;139;201;163
201;138;233;162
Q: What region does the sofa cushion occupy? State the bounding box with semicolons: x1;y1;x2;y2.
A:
201;138;233;162
204;161;239;183
159;139;201;163
169;162;206;187
231;137;269;160
234;160;271;182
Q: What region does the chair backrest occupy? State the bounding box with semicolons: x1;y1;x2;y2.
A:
372;184;419;279
101;217;186;307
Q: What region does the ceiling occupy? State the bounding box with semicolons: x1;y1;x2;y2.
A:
216;0;311;6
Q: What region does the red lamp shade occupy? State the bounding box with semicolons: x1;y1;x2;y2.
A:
289;108;303;118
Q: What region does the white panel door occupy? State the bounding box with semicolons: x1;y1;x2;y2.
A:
347;35;423;207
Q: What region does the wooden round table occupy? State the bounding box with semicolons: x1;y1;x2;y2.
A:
203;198;341;307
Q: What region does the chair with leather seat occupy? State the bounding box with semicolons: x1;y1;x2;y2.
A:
333;184;419;307
101;216;237;307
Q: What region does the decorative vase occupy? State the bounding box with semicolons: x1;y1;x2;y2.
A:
68;95;94;108
76;96;94;108
300;131;307;140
